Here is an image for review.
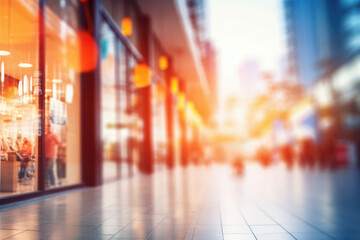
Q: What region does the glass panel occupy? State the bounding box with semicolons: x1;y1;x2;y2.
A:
44;0;81;188
101;21;117;181
0;0;40;197
118;41;130;178
129;55;142;172
173;98;181;165
152;83;167;170
101;0;142;50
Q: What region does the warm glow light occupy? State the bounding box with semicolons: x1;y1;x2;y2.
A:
170;77;179;94
186;101;202;126
154;83;165;100
290;98;314;123
30;76;33;92
23;75;28;94
64;31;98;72
66;84;74;103
187;101;195;116
18;63;33;68
18;80;23;96
178;92;185;110
0;51;10;56
1;61;4;83
53;83;57;99
0;1;39;44
132;95;138;106
122;18;133;37
159;56;168;70
52;79;62;83
133;63;152;88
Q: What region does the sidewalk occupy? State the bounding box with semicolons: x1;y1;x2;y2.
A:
1;164;360;239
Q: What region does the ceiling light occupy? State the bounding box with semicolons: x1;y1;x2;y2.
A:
52;79;62;83
0;51;10;56
18;63;33;68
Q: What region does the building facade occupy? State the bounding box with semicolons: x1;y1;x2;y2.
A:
284;0;360;163
0;0;212;204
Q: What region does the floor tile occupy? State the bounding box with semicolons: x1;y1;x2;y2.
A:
0;166;360;240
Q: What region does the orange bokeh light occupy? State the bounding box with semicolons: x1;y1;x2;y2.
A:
170;77;179;94
133;63;152;88
159;56;168;70
121;18;133;37
64;31;99;73
178;92;186;110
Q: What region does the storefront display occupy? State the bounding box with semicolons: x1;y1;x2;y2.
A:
152;83;167;167
0;0;185;203
44;0;81;189
0;0;40;197
0;0;83;198
101;21;118;181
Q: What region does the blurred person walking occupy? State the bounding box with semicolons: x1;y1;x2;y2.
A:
45;125;61;187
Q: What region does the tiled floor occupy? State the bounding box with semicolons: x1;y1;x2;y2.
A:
1;163;360;240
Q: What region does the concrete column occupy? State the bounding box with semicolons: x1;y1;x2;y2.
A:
80;0;102;186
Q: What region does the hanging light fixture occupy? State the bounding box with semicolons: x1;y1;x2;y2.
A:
133;63;152;88
18;63;32;68
159;56;168;70
0;51;10;56
170;76;179;94
121;17;133;37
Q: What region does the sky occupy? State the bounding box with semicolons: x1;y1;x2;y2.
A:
208;0;285;109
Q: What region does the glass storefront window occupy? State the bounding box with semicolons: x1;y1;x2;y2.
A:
128;55;142;171
152;83;167;169
0;0;40;197
44;0;82;188
118;41;131;177
174;98;181;165
101;21;118;181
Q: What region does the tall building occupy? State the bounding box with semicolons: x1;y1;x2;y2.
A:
284;0;360;88
284;0;360;161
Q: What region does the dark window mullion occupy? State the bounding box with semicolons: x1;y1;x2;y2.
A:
38;0;46;191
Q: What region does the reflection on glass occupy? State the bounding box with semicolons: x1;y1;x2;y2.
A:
129;56;142;171
118;42;131;177
152;83;167;168
44;0;81;189
101;21;117;180
0;0;39;197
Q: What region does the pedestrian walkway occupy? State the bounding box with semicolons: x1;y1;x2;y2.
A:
1;164;360;240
